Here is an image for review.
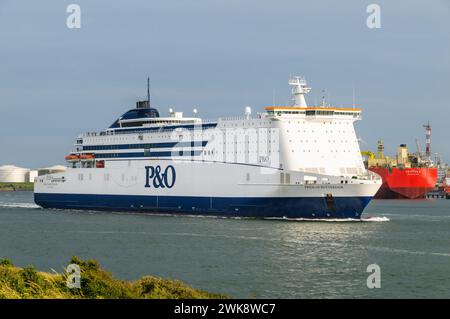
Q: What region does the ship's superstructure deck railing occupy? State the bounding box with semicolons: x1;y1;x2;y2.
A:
79;106;361;139
79;115;269;138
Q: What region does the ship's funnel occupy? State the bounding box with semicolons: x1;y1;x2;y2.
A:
136;100;150;109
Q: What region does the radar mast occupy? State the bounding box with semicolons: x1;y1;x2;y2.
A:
289;76;311;108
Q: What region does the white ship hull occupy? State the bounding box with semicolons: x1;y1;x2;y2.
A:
34;160;380;219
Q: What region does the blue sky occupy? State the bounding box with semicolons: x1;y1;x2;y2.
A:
1;0;449;168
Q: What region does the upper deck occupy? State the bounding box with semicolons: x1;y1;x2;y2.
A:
80;105;361;139
66;75;367;177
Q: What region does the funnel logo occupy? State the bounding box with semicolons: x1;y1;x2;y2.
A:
145;165;176;189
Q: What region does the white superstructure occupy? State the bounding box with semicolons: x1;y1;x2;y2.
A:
34;76;381;219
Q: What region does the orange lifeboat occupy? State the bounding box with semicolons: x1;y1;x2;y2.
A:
79;153;95;160
96;160;105;168
65;154;80;161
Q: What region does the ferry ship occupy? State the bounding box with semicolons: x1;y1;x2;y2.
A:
34;76;381;219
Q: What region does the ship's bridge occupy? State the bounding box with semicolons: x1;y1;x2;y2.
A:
109;100;201;129
109;100;160;128
265;106;362;120
111;113;201;129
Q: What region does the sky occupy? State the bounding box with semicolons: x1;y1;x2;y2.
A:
0;0;449;168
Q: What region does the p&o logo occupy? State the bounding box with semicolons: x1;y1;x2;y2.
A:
145;165;176;189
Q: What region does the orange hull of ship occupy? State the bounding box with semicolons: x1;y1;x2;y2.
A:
369;167;438;199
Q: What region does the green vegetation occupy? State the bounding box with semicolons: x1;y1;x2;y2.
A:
0;257;227;299
0;182;34;191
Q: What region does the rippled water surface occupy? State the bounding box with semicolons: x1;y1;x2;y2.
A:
1;192;449;298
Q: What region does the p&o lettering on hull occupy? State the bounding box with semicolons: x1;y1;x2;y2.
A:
145;165;176;189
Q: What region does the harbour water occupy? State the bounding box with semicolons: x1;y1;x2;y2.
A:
1;191;449;298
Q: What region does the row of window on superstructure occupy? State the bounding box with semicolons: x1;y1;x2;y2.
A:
83;141;206;151
120;119;192;128
268;110;358;117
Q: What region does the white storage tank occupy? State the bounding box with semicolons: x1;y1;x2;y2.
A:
0;165;30;183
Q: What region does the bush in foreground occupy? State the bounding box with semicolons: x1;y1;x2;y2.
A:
0;257;226;299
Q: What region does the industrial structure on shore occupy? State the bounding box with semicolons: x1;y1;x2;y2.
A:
0;165;66;183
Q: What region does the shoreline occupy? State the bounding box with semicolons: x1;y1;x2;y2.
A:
0;182;34;192
0;257;227;299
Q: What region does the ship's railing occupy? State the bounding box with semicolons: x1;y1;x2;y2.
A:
80;123;219;137
79;114;361;139
217;115;264;122
79;116;264;138
199;115;263;123
81;131;115;137
200;118;220;124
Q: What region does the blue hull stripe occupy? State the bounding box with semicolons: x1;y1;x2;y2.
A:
82;141;208;151
34;193;372;219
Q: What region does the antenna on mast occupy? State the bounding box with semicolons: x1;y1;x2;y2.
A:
147;76;151;107
135;77;152;109
352;82;356;108
415;138;422;162
423;122;432;166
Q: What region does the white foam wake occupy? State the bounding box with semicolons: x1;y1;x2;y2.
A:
0;202;41;209
360;216;390;222
263;216;390;222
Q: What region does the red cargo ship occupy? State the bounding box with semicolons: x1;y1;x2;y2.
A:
362;140;438;199
369;167;437;199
